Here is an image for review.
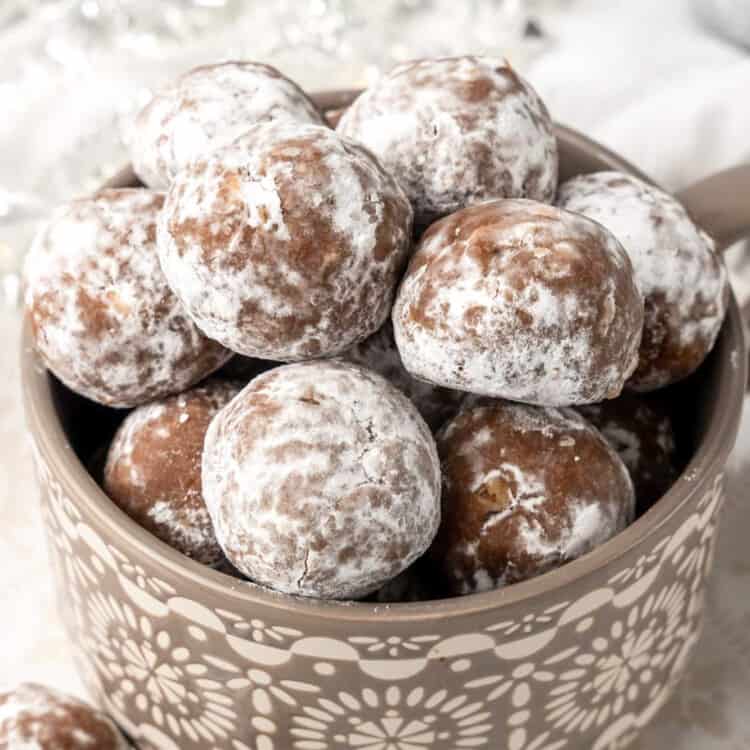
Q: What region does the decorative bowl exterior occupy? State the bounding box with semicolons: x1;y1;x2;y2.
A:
21;100;746;750
32;451;729;750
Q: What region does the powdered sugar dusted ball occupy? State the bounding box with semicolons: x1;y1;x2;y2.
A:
343;321;464;430
392;199;644;406
130;61;324;189
558;171;729;390
104;379;241;565
0;683;129;749
24;189;231;407
202;360;441;599
577;392;679;513
337;56;558;229
429;400;635;594
158;122;413;360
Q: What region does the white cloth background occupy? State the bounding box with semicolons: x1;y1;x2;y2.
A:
1;0;749;746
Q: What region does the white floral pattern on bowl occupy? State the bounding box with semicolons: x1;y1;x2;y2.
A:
31;439;725;750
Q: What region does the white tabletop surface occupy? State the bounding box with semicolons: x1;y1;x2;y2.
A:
2;1;750;747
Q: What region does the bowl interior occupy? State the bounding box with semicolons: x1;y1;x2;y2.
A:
21;109;748;620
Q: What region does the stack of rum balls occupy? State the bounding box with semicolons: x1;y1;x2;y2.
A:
24;57;729;605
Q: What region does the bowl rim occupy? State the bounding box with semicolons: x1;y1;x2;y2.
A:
21;121;747;623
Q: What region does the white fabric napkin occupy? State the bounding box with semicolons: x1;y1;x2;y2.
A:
526;0;750;308
528;0;749;188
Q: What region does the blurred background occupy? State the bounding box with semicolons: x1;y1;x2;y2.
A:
2;2;750;747
2;0;750;306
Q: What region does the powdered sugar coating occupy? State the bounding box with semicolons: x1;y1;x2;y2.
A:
0;683;129;749
202;360;441;599
392;199;644;406
337;56;558;229
577;392;679;513
158;122;413;360
130;61;324;189
557;171;729;390
104;379;241;565
429;400;635;594
24;189;231;407
342;320;464;430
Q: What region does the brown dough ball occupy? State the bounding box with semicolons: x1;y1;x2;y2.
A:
202;360;441;599
103;379;241;565
558;171;729;389
0;683;128;749
577;392;679;513
342;321;464;430
23;189;230;407
338;56;558;229
130;61;324;189
158;121;413;360
429;400;635;594
392;199;644;406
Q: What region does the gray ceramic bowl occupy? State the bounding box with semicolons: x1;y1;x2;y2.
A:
22;91;749;750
